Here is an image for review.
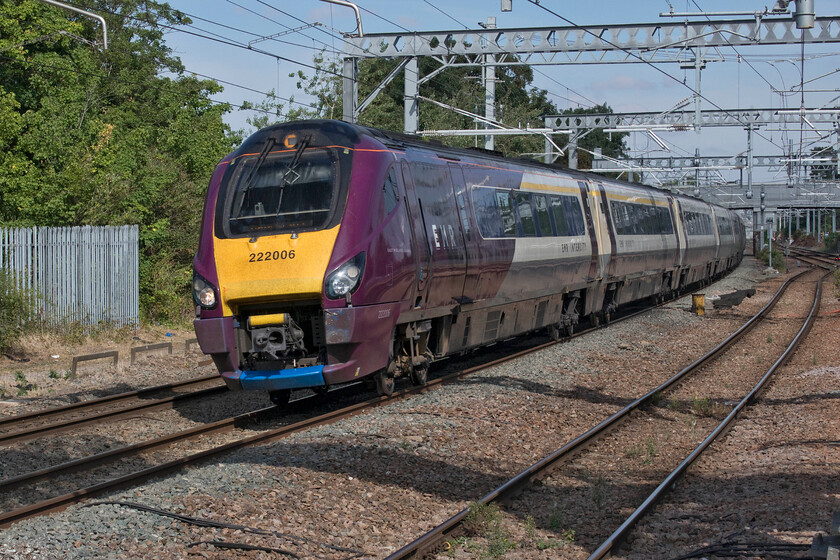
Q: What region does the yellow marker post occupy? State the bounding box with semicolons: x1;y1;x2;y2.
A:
691;294;706;316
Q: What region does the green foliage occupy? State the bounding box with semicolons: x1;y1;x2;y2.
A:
14;370;36;396
0;269;34;351
756;246;787;272
809;146;838;180
824;230;840;252
0;0;238;322
833;269;840;298
280;51;629;164
463;502;516;558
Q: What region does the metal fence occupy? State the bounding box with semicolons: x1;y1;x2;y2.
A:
0;225;139;327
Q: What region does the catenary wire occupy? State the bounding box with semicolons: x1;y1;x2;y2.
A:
525;0;788;154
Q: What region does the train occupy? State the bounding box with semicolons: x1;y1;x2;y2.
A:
192;119;745;403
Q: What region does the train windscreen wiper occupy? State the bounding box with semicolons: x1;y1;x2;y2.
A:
237;136;277;211
274;134;311;216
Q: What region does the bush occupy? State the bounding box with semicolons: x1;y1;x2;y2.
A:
833;270;840;298
0;270;34;351
823;231;840;252
756;246;787;272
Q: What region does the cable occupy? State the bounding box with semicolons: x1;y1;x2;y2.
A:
43;0;349;80
421;0;466;29
85;501;366;556
688;0;780;92
223;0;343;53
0;52;299;121
525;0;788;154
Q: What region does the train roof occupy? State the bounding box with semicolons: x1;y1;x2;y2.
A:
244;119;737;215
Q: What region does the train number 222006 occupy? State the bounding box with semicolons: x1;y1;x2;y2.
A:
249;250;296;262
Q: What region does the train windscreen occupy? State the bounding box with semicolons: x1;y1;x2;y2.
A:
219;146;345;237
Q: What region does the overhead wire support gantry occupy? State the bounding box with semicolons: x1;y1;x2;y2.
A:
338;14;840;135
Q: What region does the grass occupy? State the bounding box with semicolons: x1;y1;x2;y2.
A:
691;396;728;418
14;370;37;396
626;437;659;465
462;502;516;558
524;515;576;550
548;504;564;530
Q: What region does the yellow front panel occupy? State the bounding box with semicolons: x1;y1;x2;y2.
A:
214;225;340;314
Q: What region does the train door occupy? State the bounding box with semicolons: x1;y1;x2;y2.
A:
401;161;430;307
576;180;601;281
406;159;467;311
580;181;614;279
448;163;481;302
671;198;687;266
594;183;617;278
709;205;722;261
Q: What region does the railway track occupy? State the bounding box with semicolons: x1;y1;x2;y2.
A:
0;375;227;445
789;246;838;268
0;278;719;529
385;264;830;559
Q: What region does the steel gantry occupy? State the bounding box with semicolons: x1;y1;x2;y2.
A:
339;14;840;135
336;8;840;246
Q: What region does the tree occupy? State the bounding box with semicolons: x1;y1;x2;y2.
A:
0;0;238;322
809;146;838;180
552;104;629;170
271;52;628;166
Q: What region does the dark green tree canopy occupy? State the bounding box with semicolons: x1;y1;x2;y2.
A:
1;0;237;321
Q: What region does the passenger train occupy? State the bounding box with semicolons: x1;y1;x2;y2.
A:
192;119;745;403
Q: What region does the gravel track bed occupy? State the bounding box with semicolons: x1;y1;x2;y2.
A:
0;259;836;560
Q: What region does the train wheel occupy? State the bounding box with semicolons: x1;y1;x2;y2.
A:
565;324;574;337
269;389;291;407
590;313;600;328
375;371;395;397
548;324;561;341
410;359;428;386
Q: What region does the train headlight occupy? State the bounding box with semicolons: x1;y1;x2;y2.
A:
326;252;365;300
192;271;218;309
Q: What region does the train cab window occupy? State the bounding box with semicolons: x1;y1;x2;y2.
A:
516;192;537;237
534;195;552;236
383;167;399;215
222;148;339;236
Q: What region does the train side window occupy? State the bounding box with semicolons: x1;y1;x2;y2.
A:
534;195;552;236
564;196;586;236
659;207;674;234
383;167;399;215
549;196;569;236
611;201;627;235
472;186;504;238
496;190;516;237
456;190;471;240
516;192;537;237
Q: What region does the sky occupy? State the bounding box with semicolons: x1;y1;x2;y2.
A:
160;0;840;188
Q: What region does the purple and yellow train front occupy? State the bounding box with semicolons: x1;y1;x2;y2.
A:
192;120;415;401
